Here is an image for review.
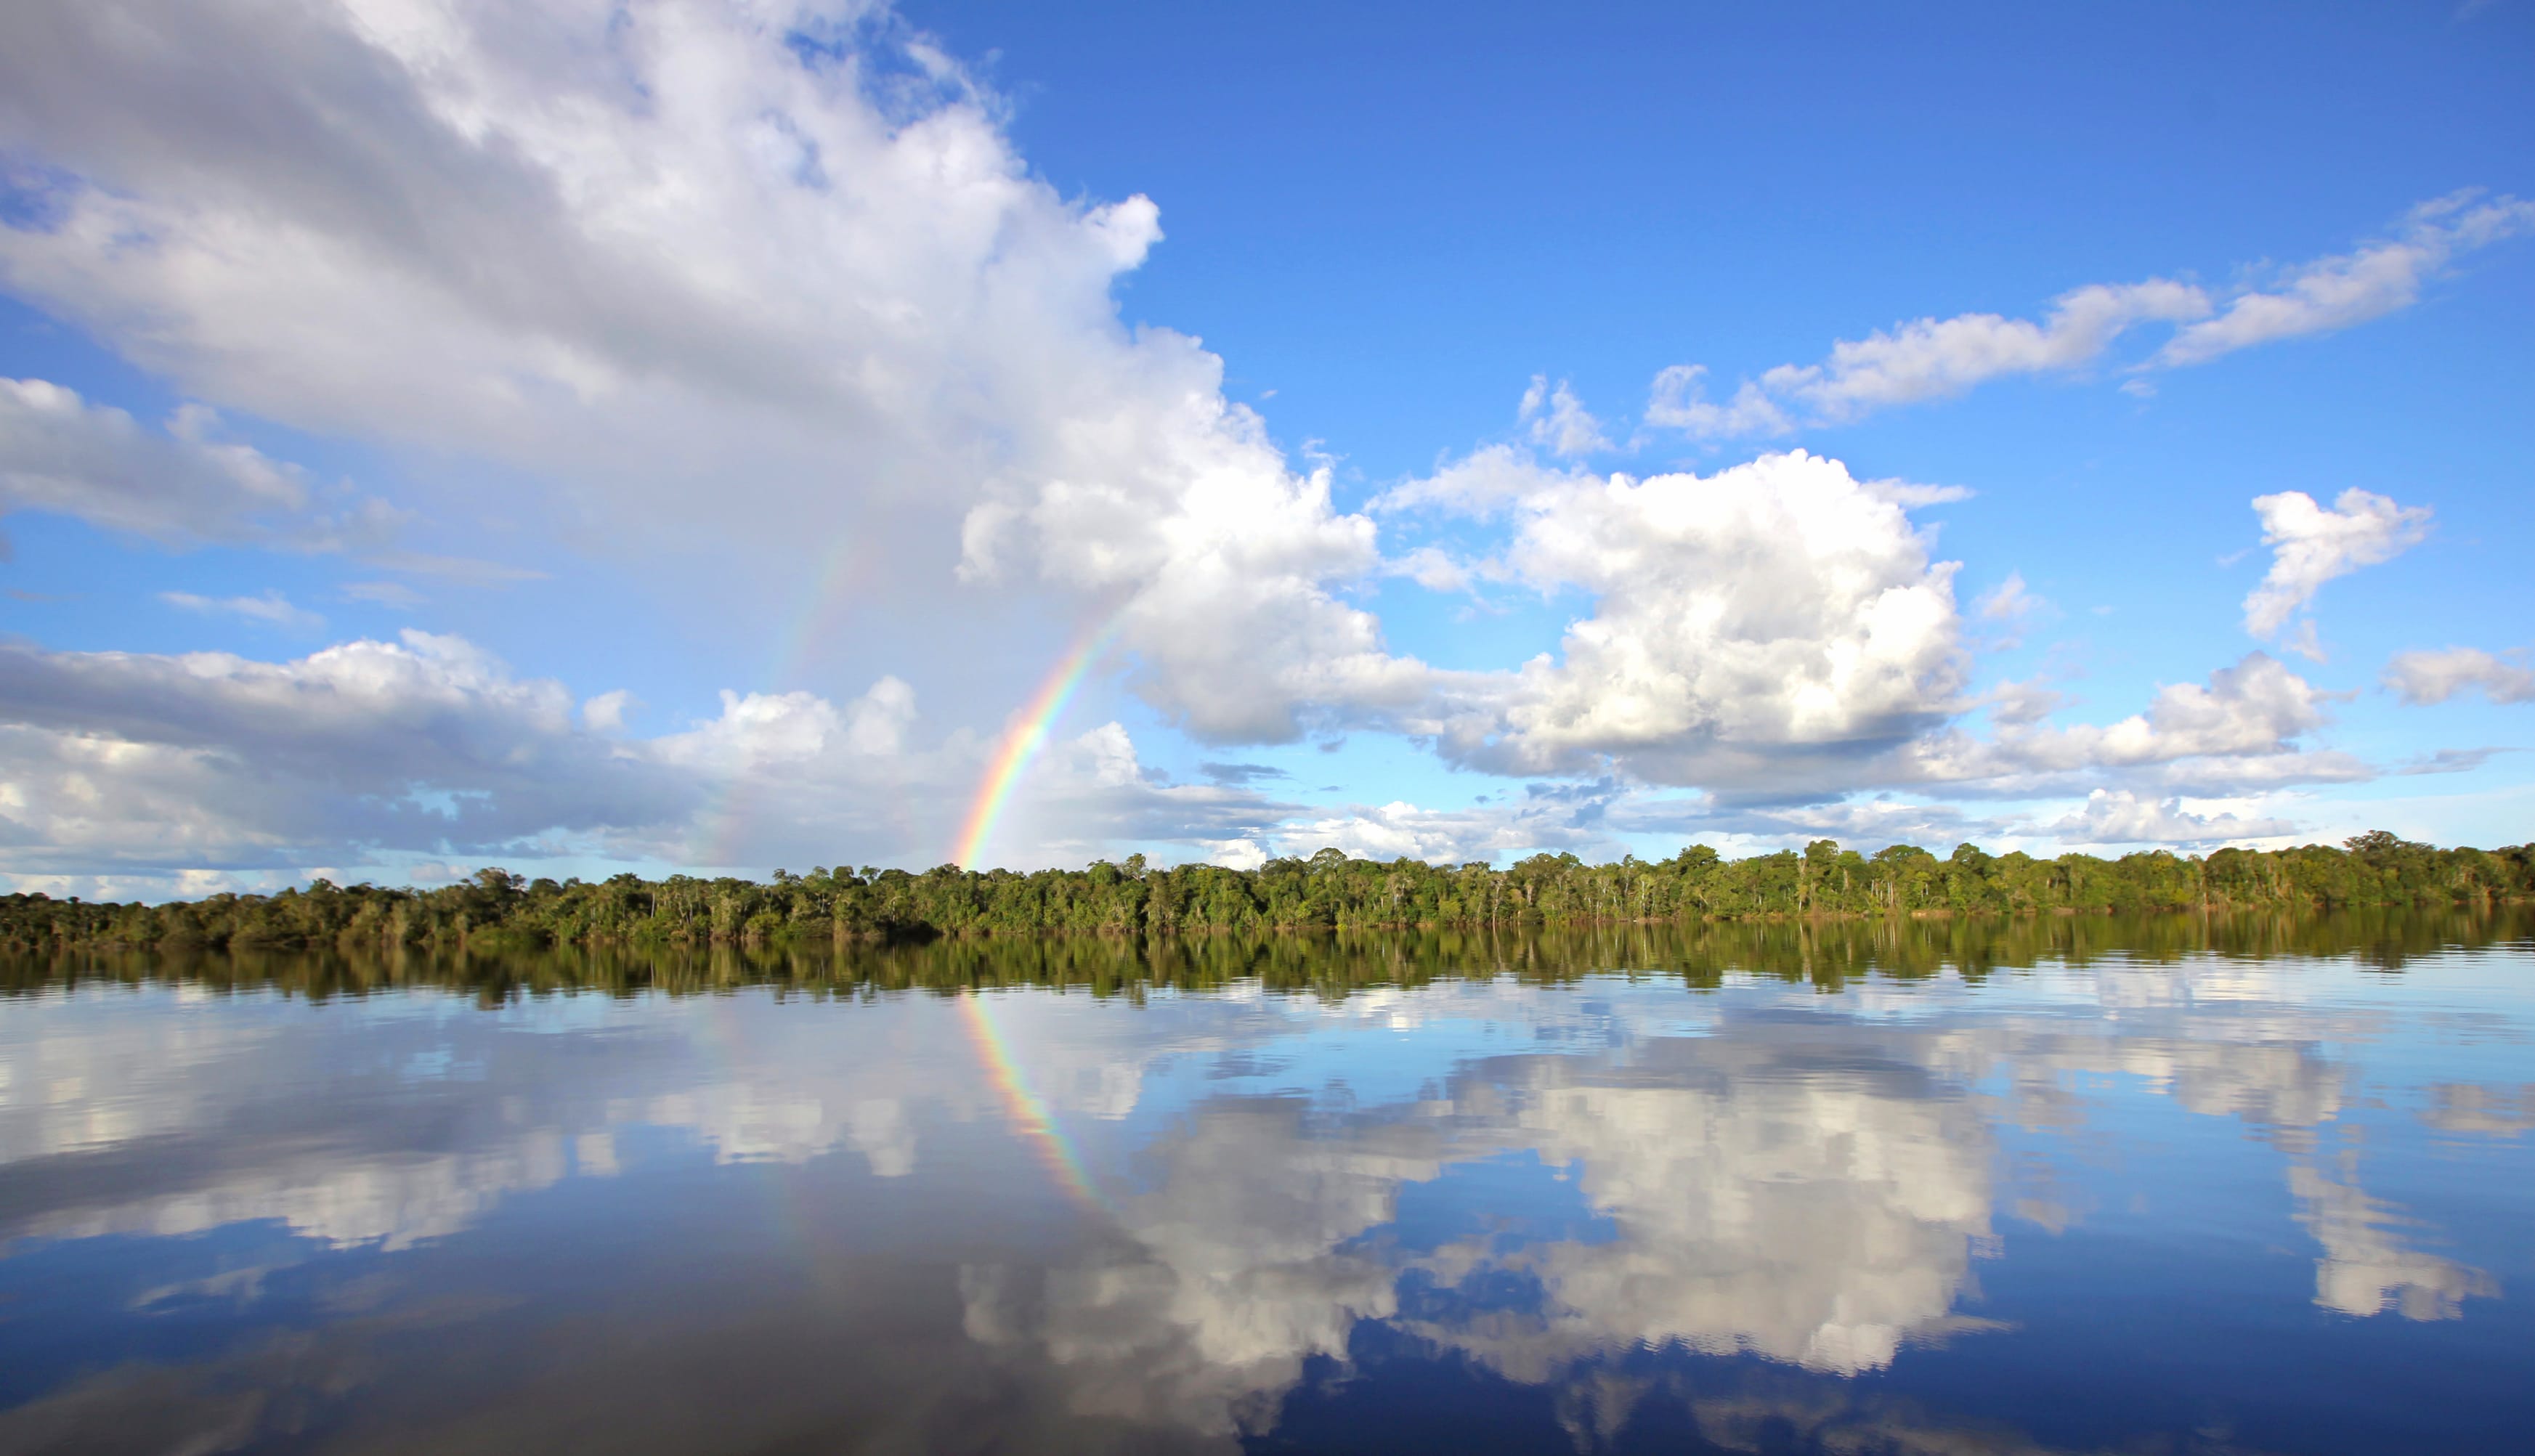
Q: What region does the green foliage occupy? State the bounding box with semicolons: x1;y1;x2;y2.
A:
4;831;2528;953
5;900;2523;1004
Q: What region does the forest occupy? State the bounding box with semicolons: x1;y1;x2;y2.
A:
7;900;2523;1004
3;831;2528;953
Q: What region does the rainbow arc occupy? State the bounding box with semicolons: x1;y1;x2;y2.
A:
957;991;1115;1217
951;620;1119;869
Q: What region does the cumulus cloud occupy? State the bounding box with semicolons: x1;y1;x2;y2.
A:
0;631;691;873
2242;489;2430;654
0;0;1416;747
0;633;1281;881
2043;789;2292;848
1613;792;2006;854
1272;784;1624;866
2382;647;2535;707
0;1;2481;878
1382;450;1968;789
1910;651;2361;794
1645;193;2533;437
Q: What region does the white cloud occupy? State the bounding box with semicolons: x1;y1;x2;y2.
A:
2043;789;2292;848
2242;489;2431;652
580;688;637;733
1;619;2358;881
1912;652;2356;794
969;431;1416;744
1518;375;1610;457
1971;571;2050;650
0;631;686;872
2158;192;2535;367
0;633;1282;879
1387;544;1480;595
0;0;1411;748
1642;363;1793;439
0;1;2489;873
1203;837;1269;871
1645;195;2533;437
1366;453;2381;807
2382;646;2535;707
161;589;325;633
1394;450;1968;787
1974;571;2042;624
1370;442;1583;520
1273;789;1618;866
1753;280;2210;427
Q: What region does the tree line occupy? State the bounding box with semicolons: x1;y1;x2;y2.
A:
3;831;2527;953
6;900;2523;1004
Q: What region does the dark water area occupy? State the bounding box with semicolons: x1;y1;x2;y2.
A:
1;908;2529;1454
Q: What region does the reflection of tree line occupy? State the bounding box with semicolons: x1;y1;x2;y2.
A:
7;900;2527;1001
6;832;2528;953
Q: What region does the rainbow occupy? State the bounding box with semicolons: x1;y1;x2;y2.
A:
957;991;1113;1216
950;620;1119;869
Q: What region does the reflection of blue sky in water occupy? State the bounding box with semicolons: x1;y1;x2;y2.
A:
0;947;2529;1452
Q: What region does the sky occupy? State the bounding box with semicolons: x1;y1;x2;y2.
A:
0;0;2530;898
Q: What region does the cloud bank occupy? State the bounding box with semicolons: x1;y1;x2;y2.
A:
0;1;2509;887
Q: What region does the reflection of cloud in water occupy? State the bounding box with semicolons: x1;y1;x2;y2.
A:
17;1133;572;1251
2290;1158;2497;1320
1432;1040;1995;1378
2419;1081;2535;1136
1;961;2520;1449
0;991;925;1255
633;1084;840;1166
963;1097;1435;1435
971;1022;2002;1438
0;993;289;1164
980;975;2506;1436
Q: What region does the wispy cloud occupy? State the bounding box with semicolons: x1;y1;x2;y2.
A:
340;580;425;609
160;590;324;633
2157;194;2534;367
1645;193;2535;438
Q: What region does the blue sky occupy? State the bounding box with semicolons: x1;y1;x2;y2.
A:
0;0;2530;896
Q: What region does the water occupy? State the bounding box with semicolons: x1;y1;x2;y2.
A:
1;911;2529;1454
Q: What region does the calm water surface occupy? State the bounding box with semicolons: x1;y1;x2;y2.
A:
1;913;2530;1454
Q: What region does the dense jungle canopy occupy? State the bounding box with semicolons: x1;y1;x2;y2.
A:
4;832;2529;954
